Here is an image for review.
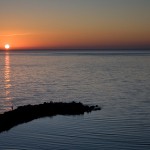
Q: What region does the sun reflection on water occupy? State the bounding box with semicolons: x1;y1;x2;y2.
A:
4;52;13;111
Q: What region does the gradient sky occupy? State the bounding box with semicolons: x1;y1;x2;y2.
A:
0;0;150;49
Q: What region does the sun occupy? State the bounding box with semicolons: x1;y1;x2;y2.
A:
5;44;10;50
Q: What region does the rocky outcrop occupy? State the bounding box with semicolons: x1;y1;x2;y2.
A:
0;101;100;133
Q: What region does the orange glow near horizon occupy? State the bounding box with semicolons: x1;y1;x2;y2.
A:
0;1;150;50
0;29;150;50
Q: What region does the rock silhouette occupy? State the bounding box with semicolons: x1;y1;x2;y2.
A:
0;101;100;133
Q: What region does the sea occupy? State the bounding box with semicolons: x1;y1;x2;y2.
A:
0;50;150;150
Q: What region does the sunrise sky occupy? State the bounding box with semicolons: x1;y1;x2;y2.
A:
0;0;150;50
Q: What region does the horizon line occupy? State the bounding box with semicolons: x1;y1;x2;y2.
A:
0;47;150;51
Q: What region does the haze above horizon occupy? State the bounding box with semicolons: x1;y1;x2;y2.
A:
0;0;150;50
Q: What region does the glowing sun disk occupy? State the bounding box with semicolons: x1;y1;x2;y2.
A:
5;44;10;49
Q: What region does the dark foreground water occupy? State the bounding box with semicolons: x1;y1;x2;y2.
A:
0;50;150;149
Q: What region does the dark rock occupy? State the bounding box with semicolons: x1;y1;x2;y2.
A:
0;101;100;133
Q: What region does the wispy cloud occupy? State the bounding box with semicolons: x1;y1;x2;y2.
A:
0;33;32;37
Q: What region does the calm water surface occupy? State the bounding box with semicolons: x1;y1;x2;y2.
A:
0;50;150;149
